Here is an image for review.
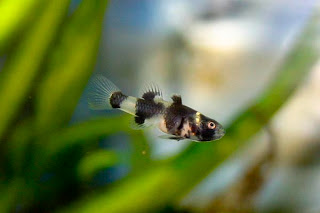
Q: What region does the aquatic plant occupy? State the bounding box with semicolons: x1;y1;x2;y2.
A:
0;1;318;212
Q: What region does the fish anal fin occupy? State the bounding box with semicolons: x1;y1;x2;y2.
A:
158;134;184;141
130;121;147;130
130;116;160;130
130;116;147;130
171;95;182;105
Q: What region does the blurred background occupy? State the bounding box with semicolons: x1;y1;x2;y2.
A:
0;0;320;212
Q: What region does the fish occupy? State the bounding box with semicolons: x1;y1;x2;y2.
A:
87;75;225;142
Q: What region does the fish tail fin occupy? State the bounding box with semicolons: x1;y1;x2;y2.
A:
87;75;121;110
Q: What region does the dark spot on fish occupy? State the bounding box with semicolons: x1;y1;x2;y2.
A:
177;117;185;131
164;103;196;134
110;92;127;108
142;86;162;101
135;116;145;125
196;129;201;136
134;99;165;125
171;95;182;105
136;99;164;119
142;92;156;101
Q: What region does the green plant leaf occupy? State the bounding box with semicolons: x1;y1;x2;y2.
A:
35;0;109;133
77;150;118;182
43;115;130;157
6;119;34;176
0;0;71;140
129;131;152;172
0;0;43;52
0;179;21;213
30;115;151;180
28;115;128;178
59;166;179;213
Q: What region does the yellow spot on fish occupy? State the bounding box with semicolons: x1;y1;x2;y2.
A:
196;112;201;124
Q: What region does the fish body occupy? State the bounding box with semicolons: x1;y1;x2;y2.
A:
88;75;225;142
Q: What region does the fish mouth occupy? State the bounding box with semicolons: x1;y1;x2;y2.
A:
200;128;225;142
219;128;226;136
214;128;226;140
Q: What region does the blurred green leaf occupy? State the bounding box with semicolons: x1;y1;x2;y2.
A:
36;0;109;133
6;119;34;176
59;167;179;213
0;1;71;140
129;131;152;172
0;0;43;52
33;115;151;176
77;150;118;182
0;1;317;212
28;115;128;179
0;179;20;213
59;15;320;213
43;116;129;157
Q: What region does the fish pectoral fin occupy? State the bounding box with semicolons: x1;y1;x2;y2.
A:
171;94;182;105
141;82;163;101
158;134;184;141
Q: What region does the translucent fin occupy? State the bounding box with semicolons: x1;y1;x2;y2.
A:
87;75;121;110
130;118;148;130
130;116;161;130
158;135;184;141
141;82;163;101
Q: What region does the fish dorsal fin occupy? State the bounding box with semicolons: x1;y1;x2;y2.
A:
171;94;182;105
141;82;163;101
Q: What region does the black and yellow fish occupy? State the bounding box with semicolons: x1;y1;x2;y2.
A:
88;75;225;142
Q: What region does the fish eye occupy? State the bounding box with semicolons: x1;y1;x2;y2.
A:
208;121;216;129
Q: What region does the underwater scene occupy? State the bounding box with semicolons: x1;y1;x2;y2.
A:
0;0;320;212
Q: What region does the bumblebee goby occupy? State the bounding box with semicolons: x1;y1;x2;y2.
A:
88;75;225;142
